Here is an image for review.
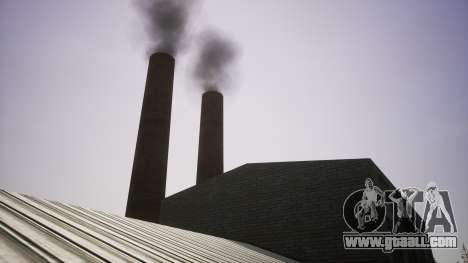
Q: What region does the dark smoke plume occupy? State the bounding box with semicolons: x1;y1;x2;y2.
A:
135;0;195;55
194;30;238;91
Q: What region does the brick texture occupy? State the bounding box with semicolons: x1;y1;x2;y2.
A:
160;159;434;263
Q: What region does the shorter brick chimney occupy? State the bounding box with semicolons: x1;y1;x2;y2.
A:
196;91;223;184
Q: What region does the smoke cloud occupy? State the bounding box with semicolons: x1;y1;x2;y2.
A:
135;0;195;55
134;1;239;91
193;30;238;92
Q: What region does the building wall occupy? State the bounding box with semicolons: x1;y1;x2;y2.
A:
160;159;434;263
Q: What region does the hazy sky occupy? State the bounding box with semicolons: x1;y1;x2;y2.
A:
1;1;467;261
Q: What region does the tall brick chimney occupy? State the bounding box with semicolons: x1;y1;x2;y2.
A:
196;91;224;184
126;52;174;223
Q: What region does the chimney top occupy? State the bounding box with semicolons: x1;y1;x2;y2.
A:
150;52;175;61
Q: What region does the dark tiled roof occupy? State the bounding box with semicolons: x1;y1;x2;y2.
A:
161;159;434;263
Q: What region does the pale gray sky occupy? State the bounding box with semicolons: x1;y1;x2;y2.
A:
1;1;467;262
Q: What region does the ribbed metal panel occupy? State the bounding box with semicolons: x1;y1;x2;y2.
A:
0;190;296;262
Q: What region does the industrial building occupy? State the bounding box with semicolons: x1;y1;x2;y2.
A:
124;52;435;262
0;52;435;262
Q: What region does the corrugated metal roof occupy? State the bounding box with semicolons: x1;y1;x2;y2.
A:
0;190;296;263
